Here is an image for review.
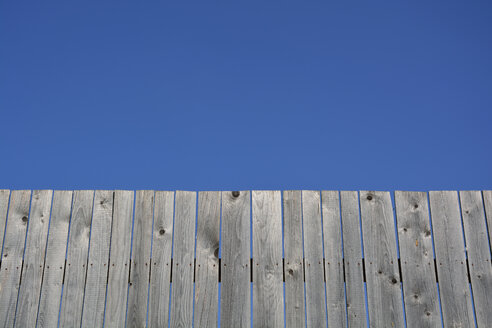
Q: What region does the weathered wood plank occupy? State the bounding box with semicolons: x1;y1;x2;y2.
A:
170;191;196;328
194;191;220;328
127;190;154;328
0;190;10;258
252;190;283;328
340;190;367;328
483;190;492;258
321;190;347;328
37;190;73;328
0;190;31;327
220;191;250;328
302;190;327;327
429;190;475;327
14;190;52;328
394;191;441;328
282;190;305;328
459;190;492;327
360;191;404;328
81;190;113;327
105;190;134;327
148;191;174;328
59;190;94;327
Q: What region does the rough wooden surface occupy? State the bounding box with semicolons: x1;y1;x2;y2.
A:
302;190;327;327
340;191;367;327
282;190;305;328
0;190;10;258
170;191;196;328
0;190;31;328
459;190;492;327
149;191;174;328
252;190;283;328
14;190;52;328
429;191;475;328
483;191;492;250
194;191;220;328
220;191;251;328
360;191;405;328
105;190;134;327
321;190;347;328
394;191;441;328
59;190;94;328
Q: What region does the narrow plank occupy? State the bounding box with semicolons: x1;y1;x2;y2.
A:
105;190;134;327
169;191;196;327
194;191;220;328
14;190;53;328
0;190;10;258
360;191;404;327
394;191;441;327
37;190;73;328
252;190;283;327
81;190;114;327
301;190;327;327
220;191;250;328
0;190;31;327
321;190;347;328
127;190;154;328
340;190;366;327
459;191;492;327
59;190;94;327
148;191;174;327
282;190;305;328
429;191;475;327
483;191;492;257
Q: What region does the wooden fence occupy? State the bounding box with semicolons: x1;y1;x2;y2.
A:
0;190;491;327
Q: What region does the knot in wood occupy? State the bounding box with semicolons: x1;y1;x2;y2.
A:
366;195;373;201
232;191;240;198
159;228;165;235
22;216;28;223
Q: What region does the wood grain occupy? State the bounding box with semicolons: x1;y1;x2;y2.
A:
0;190;10;261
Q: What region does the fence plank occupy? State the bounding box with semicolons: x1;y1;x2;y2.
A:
429;191;475;327
14;190;52;328
37;190;73;328
252;190;283;327
0;190;10;257
149;191;174;328
105;190;134;327
170;191;196;328
360;191;404;327
194;191;220;328
127;190;154;328
484;191;492;248
59;190;94;327
459;191;492;327
221;191;250;328
0;190;31;327
321;190;347;328
81;190;113;327
340;191;367;328
302;190;327;327
282;190;305;328
394;191;441;328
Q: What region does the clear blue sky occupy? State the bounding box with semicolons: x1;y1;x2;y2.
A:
1;1;491;190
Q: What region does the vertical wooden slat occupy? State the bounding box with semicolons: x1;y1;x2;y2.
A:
301;190;327;327
252;190;283;327
105;190;133;327
59;190;94;327
282;190;305;328
321;190;347;327
459;191;492;327
14;190;52;328
81;190;113;327
170;191;196;328
429;191;474;327
127;190;154;328
360;191;404;327
0;190;10;256
483;191;492;247
395;191;441;327
194;191;220;328
220;191;250;328
340;191;366;327
0;190;31;327
37;190;73;328
148;191;174;328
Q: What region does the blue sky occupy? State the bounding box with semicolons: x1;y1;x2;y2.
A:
1;1;491;190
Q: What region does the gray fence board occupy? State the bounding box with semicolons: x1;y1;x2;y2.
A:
0;190;10;258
